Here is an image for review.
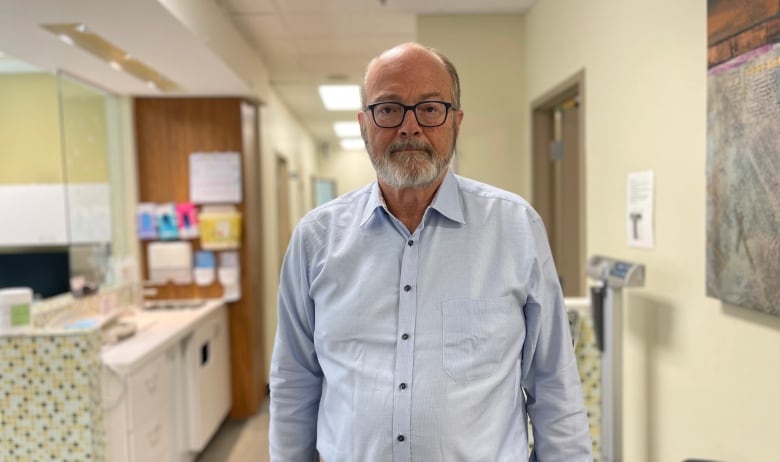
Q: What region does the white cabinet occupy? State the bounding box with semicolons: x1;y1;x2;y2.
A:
102;302;231;462
184;307;231;452
127;351;175;461
104;348;177;462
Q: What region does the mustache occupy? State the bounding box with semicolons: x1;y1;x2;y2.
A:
387;139;434;155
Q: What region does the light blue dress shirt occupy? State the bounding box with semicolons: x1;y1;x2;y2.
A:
270;171;592;461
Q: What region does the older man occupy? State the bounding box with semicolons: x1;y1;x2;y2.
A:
269;42;592;461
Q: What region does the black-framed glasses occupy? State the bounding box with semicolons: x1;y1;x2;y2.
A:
365;100;455;128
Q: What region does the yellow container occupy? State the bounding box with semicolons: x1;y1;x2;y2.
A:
199;211;242;250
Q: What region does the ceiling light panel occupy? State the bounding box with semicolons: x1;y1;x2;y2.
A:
340;138;366;151
333;121;361;138
318;84;362;111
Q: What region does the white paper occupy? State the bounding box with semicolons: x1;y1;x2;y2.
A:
626;170;655;249
189;152;243;204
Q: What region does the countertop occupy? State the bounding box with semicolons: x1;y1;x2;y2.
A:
101;299;226;373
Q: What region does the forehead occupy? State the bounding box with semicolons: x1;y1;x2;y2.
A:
364;47;452;102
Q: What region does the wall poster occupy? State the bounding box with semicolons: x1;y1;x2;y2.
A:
706;1;780;317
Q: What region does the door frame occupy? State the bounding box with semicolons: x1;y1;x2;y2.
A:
531;70;587;296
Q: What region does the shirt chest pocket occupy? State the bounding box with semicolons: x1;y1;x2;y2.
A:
441;298;523;383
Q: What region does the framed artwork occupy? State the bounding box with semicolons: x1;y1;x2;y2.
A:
706;1;780;316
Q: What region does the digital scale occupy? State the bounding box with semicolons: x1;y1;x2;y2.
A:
586;255;645;462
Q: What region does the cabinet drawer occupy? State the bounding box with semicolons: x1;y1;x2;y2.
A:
129;409;171;462
127;353;171;430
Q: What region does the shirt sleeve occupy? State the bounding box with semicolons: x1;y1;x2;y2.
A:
521;216;592;461
269;224;323;461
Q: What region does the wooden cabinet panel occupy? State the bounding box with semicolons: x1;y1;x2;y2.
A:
134;98;266;417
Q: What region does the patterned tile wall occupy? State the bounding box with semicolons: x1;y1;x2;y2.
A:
574;307;602;461
0;330;105;461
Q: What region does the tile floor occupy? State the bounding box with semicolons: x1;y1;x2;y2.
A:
197;398;270;462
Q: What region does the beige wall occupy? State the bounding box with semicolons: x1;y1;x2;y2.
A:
260;90;318;371
316;147;375;196
321;15;527;198
151;0;321;377
418;15;527;196
526;1;780;461
0;74;62;183
0;73;113;185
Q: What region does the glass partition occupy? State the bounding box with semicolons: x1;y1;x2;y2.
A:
57;72;128;292
0;58;130;299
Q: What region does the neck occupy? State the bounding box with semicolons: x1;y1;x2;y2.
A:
379;174;446;232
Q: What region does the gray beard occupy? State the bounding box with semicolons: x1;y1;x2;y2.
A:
369;139;452;189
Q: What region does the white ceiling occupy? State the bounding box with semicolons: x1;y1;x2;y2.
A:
0;0;535;150
0;0;252;95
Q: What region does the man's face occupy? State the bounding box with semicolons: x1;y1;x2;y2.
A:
358;46;463;190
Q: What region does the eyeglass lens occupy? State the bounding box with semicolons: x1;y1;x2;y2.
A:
372;102;449;128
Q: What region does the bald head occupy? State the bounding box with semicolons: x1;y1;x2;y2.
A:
360;42;461;109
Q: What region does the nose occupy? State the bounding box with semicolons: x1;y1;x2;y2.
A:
398;108;422;136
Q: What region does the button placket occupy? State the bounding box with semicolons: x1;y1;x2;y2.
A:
391;231;419;461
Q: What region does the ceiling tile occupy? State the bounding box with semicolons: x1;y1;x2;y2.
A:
369;0;535;14
283;13;415;38
296;35;414;57
216;0;278;14
276;0;382;14
257;39;300;71
274;0;534;15
233;14;291;41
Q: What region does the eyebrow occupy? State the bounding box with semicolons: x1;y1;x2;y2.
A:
370;91;445;103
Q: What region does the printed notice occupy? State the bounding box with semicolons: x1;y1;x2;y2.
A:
189;152;242;204
627;170;655;249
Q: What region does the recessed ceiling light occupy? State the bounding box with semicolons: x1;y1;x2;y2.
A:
57;34;74;46
333;121;361;138
41;23;179;92
340;138;366;151
318;85;361;111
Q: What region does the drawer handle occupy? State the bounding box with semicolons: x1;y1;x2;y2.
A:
147;423;161;446
144;373;158;393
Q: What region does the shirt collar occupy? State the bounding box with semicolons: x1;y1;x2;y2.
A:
359;180;387;227
428;170;465;224
359;170;465;228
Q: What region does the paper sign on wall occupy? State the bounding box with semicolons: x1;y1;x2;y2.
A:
189;152;242;204
626;170;655;249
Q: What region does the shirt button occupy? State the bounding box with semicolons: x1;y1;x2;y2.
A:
399;383;407;390
401;333;409;340
403;284;411;292
407;240;414;246
397;435;405;442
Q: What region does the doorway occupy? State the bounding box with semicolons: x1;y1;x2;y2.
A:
531;71;586;297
